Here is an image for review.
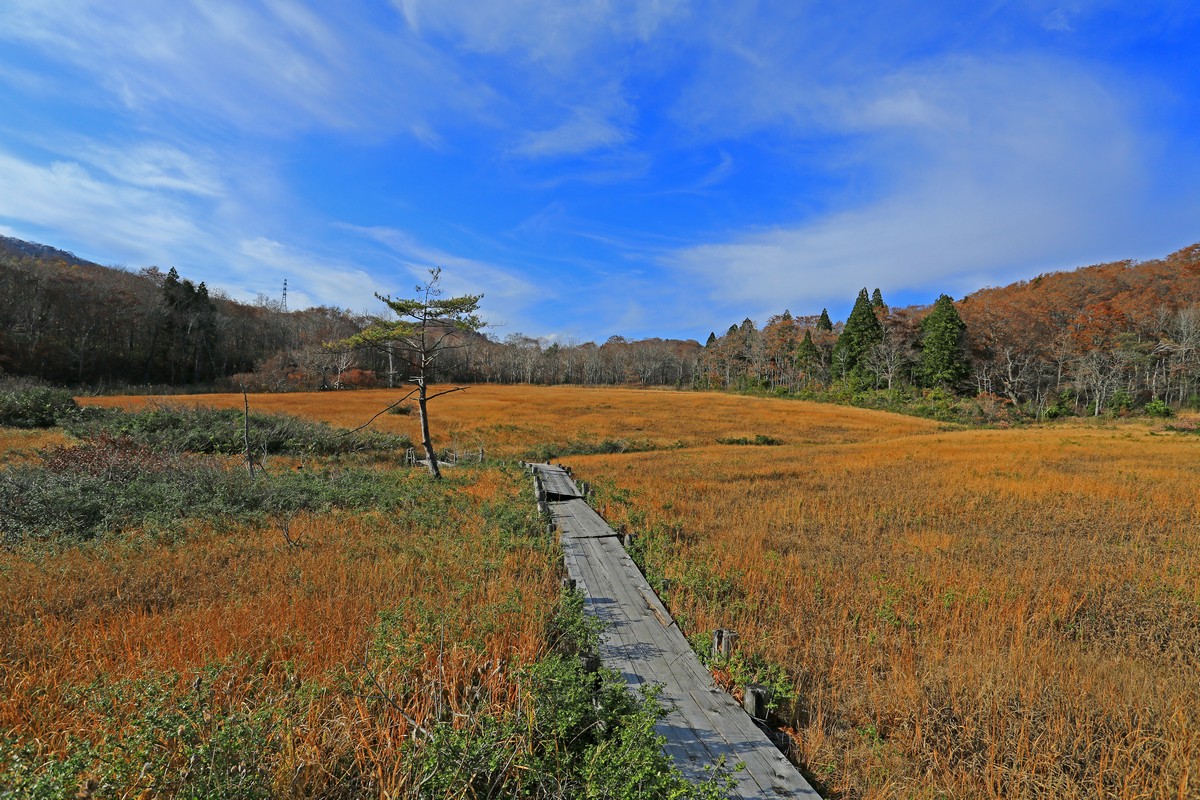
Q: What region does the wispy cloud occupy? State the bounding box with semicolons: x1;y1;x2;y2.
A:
0;146;209;264
0;0;492;139
666;55;1159;317
339;225;542;328
236;237;380;311
513;106;633;158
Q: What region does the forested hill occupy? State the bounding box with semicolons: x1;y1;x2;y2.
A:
0;239;364;387
0;236;702;389
2;232;1199;414
702;241;1200;414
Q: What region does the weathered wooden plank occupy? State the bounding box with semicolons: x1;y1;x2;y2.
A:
529;463;583;499
534;471;820;800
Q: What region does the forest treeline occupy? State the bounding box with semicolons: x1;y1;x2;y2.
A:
2;234;1199;417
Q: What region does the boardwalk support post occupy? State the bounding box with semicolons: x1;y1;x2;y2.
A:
563;577;576;591
743;684;771;720
713;629;739;660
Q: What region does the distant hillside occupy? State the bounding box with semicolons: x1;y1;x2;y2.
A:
0;234;101;269
700;240;1200;414
0;235;704;389
960;243;1200;345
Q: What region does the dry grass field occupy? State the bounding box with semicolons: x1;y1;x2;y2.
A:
0;403;565;795
20;385;1200;797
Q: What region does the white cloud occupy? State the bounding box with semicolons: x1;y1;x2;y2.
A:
236;237;380;310
0;0;492;138
666;55;1158;314
339;225;543;328
513;105;633;158
0;148;208;263
395;0;686;63
76;142;225;197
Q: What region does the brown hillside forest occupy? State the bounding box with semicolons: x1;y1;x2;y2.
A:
3;234;1200;418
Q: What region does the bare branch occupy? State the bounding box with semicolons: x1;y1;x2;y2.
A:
341;388;420;436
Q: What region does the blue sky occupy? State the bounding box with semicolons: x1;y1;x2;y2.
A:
1;1;1198;343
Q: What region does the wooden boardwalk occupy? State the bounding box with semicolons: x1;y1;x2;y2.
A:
530;463;820;799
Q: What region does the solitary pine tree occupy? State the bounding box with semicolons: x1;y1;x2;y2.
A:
831;288;883;378
919;294;969;388
816;308;833;332
335;269;483;479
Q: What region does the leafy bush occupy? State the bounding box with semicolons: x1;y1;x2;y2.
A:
387;591;733;799
716;434;783;446
524;436;671;462
1143;398;1173;418
61;403;408;455
0;665;305;800
0;376;78;428
0;437;427;547
3;597;731;799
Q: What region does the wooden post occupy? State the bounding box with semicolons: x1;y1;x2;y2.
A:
743;684;771;720
712;629;738;660
537;501;548;517
660;578;672;593
622;531;637;548
562;577;576;591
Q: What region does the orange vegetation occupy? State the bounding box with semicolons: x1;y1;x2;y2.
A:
0;443;559;793
47;386;1200;797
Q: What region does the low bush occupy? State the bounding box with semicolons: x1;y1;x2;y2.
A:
0;437;427;547
0;376;78;428
524;436;672;462
717;434;783;446
1;591;733;799
61;403;408;456
1144;398;1173;418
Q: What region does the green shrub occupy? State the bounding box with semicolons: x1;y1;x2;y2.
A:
0;665;300;800
0;376;78;428
523;436;668;462
716;434;783;446
1144;398;1173;418
0;438;433;547
61;403;408;455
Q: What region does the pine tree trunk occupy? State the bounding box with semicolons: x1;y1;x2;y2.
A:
416;378;441;479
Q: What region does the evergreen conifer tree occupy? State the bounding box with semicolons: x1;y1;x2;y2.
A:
705;332;717;347
795;329;820;369
871;288;887;312
816;308;833;332
919;294;969;388
831;288;883;378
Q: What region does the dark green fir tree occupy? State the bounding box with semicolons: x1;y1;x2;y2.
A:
795;328;821;369
919;294;969;388
831;288;883;377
